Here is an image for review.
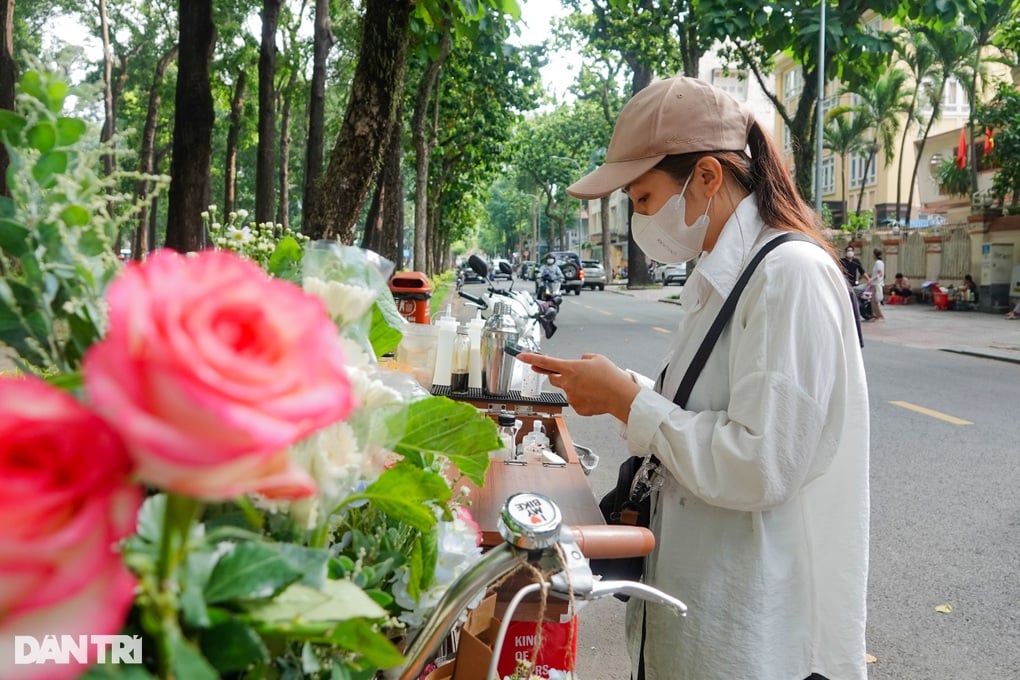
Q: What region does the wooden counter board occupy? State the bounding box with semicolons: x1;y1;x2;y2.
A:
460;413;604;547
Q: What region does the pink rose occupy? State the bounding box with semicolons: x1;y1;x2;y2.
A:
0;377;141;679
455;506;483;548
83;249;356;501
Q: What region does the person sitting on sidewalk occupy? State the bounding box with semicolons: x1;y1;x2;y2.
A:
1006;300;1020;320
890;273;912;299
956;274;979;305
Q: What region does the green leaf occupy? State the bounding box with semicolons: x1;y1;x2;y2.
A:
406;539;424;601
135;494;167;544
204;542;302;604
277;542;331;588
45;80;69;113
180;548;222;628
390;396;496;486
0;109;26;142
18;70;45;104
345;462;452;532
171;636;219;680
267;236;304;282
326;619;405;669
55;116;87;146
0;218;30;256
32;150;68;187
26;122;57;154
60;204;90;227
245;579;387;624
198;619;269;673
43;370;83;391
369;303;404;359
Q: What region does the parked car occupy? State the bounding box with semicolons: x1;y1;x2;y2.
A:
490;258;513;280
546;251;584;295
458;261;485;284
581;259;607;290
653;261;687;286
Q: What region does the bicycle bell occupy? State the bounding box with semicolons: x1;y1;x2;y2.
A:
498;492;563;550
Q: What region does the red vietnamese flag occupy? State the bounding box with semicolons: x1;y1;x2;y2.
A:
957;127;967;169
984;127;994;155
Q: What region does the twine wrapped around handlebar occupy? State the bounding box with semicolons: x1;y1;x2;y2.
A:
485;542;577;680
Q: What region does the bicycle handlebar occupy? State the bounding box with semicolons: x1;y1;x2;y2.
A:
568;524;655;559
398;493;684;680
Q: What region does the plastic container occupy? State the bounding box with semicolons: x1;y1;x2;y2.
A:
495;412;522;463
466;310;486;390
396;323;438;388
432;306;459;387
450;325;470;393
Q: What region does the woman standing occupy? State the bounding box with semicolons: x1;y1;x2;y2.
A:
868;249;885;321
518;76;869;680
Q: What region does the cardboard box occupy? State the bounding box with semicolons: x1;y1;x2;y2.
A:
451;592;576;680
452;593;501;680
421;661;454;680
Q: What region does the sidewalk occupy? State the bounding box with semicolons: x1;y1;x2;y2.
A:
607;283;1020;365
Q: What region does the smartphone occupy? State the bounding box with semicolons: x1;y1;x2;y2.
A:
504;340;538;357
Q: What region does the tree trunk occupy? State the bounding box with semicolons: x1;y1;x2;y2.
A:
256;0;281;224
791;67;820;204
224;69;246;216
304;0;412;244
412;26;452;275
132;45;178;261
626;64;653;288
277;66;299;230
855;147;876;217
99;0;115;177
165;0;215;253
302;0;333;232
0;0;15;197
905;87;945;226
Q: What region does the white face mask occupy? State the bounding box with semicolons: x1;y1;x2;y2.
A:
630;174;711;263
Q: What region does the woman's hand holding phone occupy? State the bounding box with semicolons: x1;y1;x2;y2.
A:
516;352;640;421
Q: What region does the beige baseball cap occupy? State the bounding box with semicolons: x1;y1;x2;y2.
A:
567;76;754;200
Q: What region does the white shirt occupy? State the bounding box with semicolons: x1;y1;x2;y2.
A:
622;195;870;680
870;258;886;302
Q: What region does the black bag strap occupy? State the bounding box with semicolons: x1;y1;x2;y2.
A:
674;232;817;406
650;233;833;467
665;232;811;409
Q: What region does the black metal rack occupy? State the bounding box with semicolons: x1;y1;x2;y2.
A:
429;385;567;408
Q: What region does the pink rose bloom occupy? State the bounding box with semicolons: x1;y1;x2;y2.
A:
0;377;141;679
456;505;483;548
84;249;357;501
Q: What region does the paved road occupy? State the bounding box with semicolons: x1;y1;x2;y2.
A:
608;283;1020;365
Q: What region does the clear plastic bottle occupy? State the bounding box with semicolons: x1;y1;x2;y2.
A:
431;305;458;387
495;412;522;463
519;420;551;462
466;310;485;389
450;325;470;392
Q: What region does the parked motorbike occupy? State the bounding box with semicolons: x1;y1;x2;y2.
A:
457;255;558;346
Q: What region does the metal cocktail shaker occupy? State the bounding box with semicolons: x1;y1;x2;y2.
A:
481;301;519;395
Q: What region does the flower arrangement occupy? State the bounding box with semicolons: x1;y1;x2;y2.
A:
0;68;499;679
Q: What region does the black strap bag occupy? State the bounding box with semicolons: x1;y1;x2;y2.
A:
589;233;840;586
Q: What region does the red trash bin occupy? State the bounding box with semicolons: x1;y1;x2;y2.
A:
389;272;432;324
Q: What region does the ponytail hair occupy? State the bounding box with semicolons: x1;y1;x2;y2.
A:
654;120;837;262
745;121;836;261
